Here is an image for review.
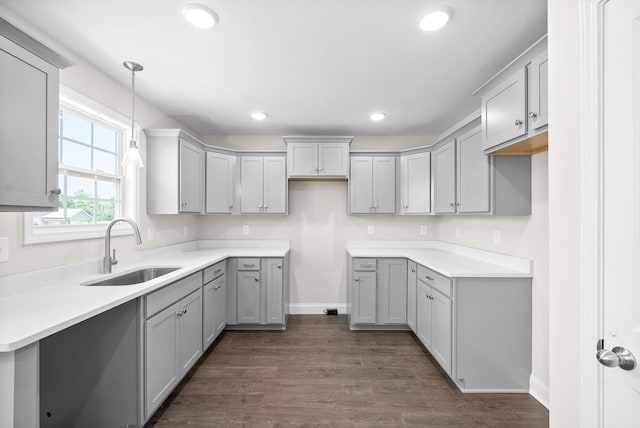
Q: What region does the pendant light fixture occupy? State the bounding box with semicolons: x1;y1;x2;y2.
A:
121;60;144;168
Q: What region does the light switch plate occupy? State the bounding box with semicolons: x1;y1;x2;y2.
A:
242;225;250;235
455;226;461;238
420;225;427;236
493;230;501;244
0;237;9;263
367;225;375;235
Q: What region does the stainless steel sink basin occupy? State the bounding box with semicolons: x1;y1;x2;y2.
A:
83;267;182;286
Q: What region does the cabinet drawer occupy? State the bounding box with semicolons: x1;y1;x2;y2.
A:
353;258;376;271
146;272;202;318
237;258;260;270
203;260;226;284
417;265;452;298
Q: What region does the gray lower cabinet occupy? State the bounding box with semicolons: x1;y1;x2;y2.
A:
144;273;203;419
348;258;407;327
227;256;289;328
406;261;417;333
203;261;226;349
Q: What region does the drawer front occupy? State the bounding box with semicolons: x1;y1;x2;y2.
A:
417;265;452;298
203;260;226;284
237;258;261;271
146;272;202;318
353;258;376;271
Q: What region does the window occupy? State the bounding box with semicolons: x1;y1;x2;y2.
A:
24;86;139;244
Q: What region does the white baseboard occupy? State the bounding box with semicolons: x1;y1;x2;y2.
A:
289;303;347;315
529;374;549;409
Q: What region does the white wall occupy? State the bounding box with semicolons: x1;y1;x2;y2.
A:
0;6;200;277
548;0;581;426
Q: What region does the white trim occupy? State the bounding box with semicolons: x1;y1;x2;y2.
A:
289;303;347;315
579;0;607;426
529;374;549;409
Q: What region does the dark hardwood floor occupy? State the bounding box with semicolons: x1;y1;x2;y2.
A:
145;315;548;427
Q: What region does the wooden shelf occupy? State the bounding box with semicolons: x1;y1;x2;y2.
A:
491;131;548;156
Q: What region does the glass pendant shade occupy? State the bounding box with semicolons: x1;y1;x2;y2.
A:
121;140;144;168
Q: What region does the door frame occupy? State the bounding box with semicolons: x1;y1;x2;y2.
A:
579;0;607;426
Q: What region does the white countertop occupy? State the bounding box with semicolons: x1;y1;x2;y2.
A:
346;240;532;278
0;240;290;352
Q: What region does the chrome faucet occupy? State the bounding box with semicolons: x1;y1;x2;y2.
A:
103;217;143;274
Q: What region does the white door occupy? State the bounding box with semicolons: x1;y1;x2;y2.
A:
599;0;640;425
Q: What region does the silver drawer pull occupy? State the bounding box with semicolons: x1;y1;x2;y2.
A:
243;264;255;267
177;309;187;317
425;276;434;281
254;277;259;282
214;269;222;274
361;264;373;268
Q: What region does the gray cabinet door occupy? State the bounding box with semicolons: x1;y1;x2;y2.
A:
0;37;59;210
318;143;349;176
431;288;452;375
416;281;432;349
178;289;203;377
352;271;376;323
266;259;284;324
380;259;407;324
145;301;180;418
481;67;527;151
528;52;548;130
205;152;235;213
401;152;430;214
237;270;261;323
287;142;317;176
179;139;203;213
212;275;226;337
202;282;215;349
457;127;490;213
433;140;456;213
407;261;417;333
372;157;396;214
263;157;286;214
240;156;264;213
349;157;373;213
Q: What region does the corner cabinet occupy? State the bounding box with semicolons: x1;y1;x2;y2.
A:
145;129;205;214
205;151;236;214
0;28;70;211
284;136;352;179
226;256;290;329
400;152;431;214
349;156;397;214
476;35;548;154
240;156;287;214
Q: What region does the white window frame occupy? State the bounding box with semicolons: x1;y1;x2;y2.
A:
23;86;140;244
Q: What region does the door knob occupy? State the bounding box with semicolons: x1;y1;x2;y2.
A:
597;346;636;370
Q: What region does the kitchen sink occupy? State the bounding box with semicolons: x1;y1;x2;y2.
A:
83;266;182;286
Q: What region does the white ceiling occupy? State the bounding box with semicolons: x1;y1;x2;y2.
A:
1;0;547;137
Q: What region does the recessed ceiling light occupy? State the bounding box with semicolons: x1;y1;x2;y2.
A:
370;112;386;122
251;112;267;121
419;6;452;31
182;3;219;29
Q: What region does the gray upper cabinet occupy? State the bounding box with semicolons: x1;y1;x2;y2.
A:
205;151;236;214
457;127;490;213
528;51;548;131
432;141;457;214
284;137;352;178
349;156;396;214
240;156;287;214
145;129;204;215
400;152;430;214
480;67;527;151
0;32;67;211
476;35;547;154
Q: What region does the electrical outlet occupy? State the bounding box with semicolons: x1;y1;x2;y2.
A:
455;226;461;238
0;237;8;263
367;225;375;235
147;228;155;241
420;225;428;236
493;230;501;244
242;225;250;235
183;225;189;237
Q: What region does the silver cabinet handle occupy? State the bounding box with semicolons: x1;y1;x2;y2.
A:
263;205;268;209
449;202;455;207
181;201;187;207
425;276;434;281
528;112;537;119
411;269;416;273
177;309;187;317
277;265;282;269
597;346;636;370
243;263;255;267
229;204;233;209
354;277;360;282
254;277;259;282
403;205;408;209
514;119;523;126
362;264;373;268
49;188;61;195
318;167;324;171
258;205;263;209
